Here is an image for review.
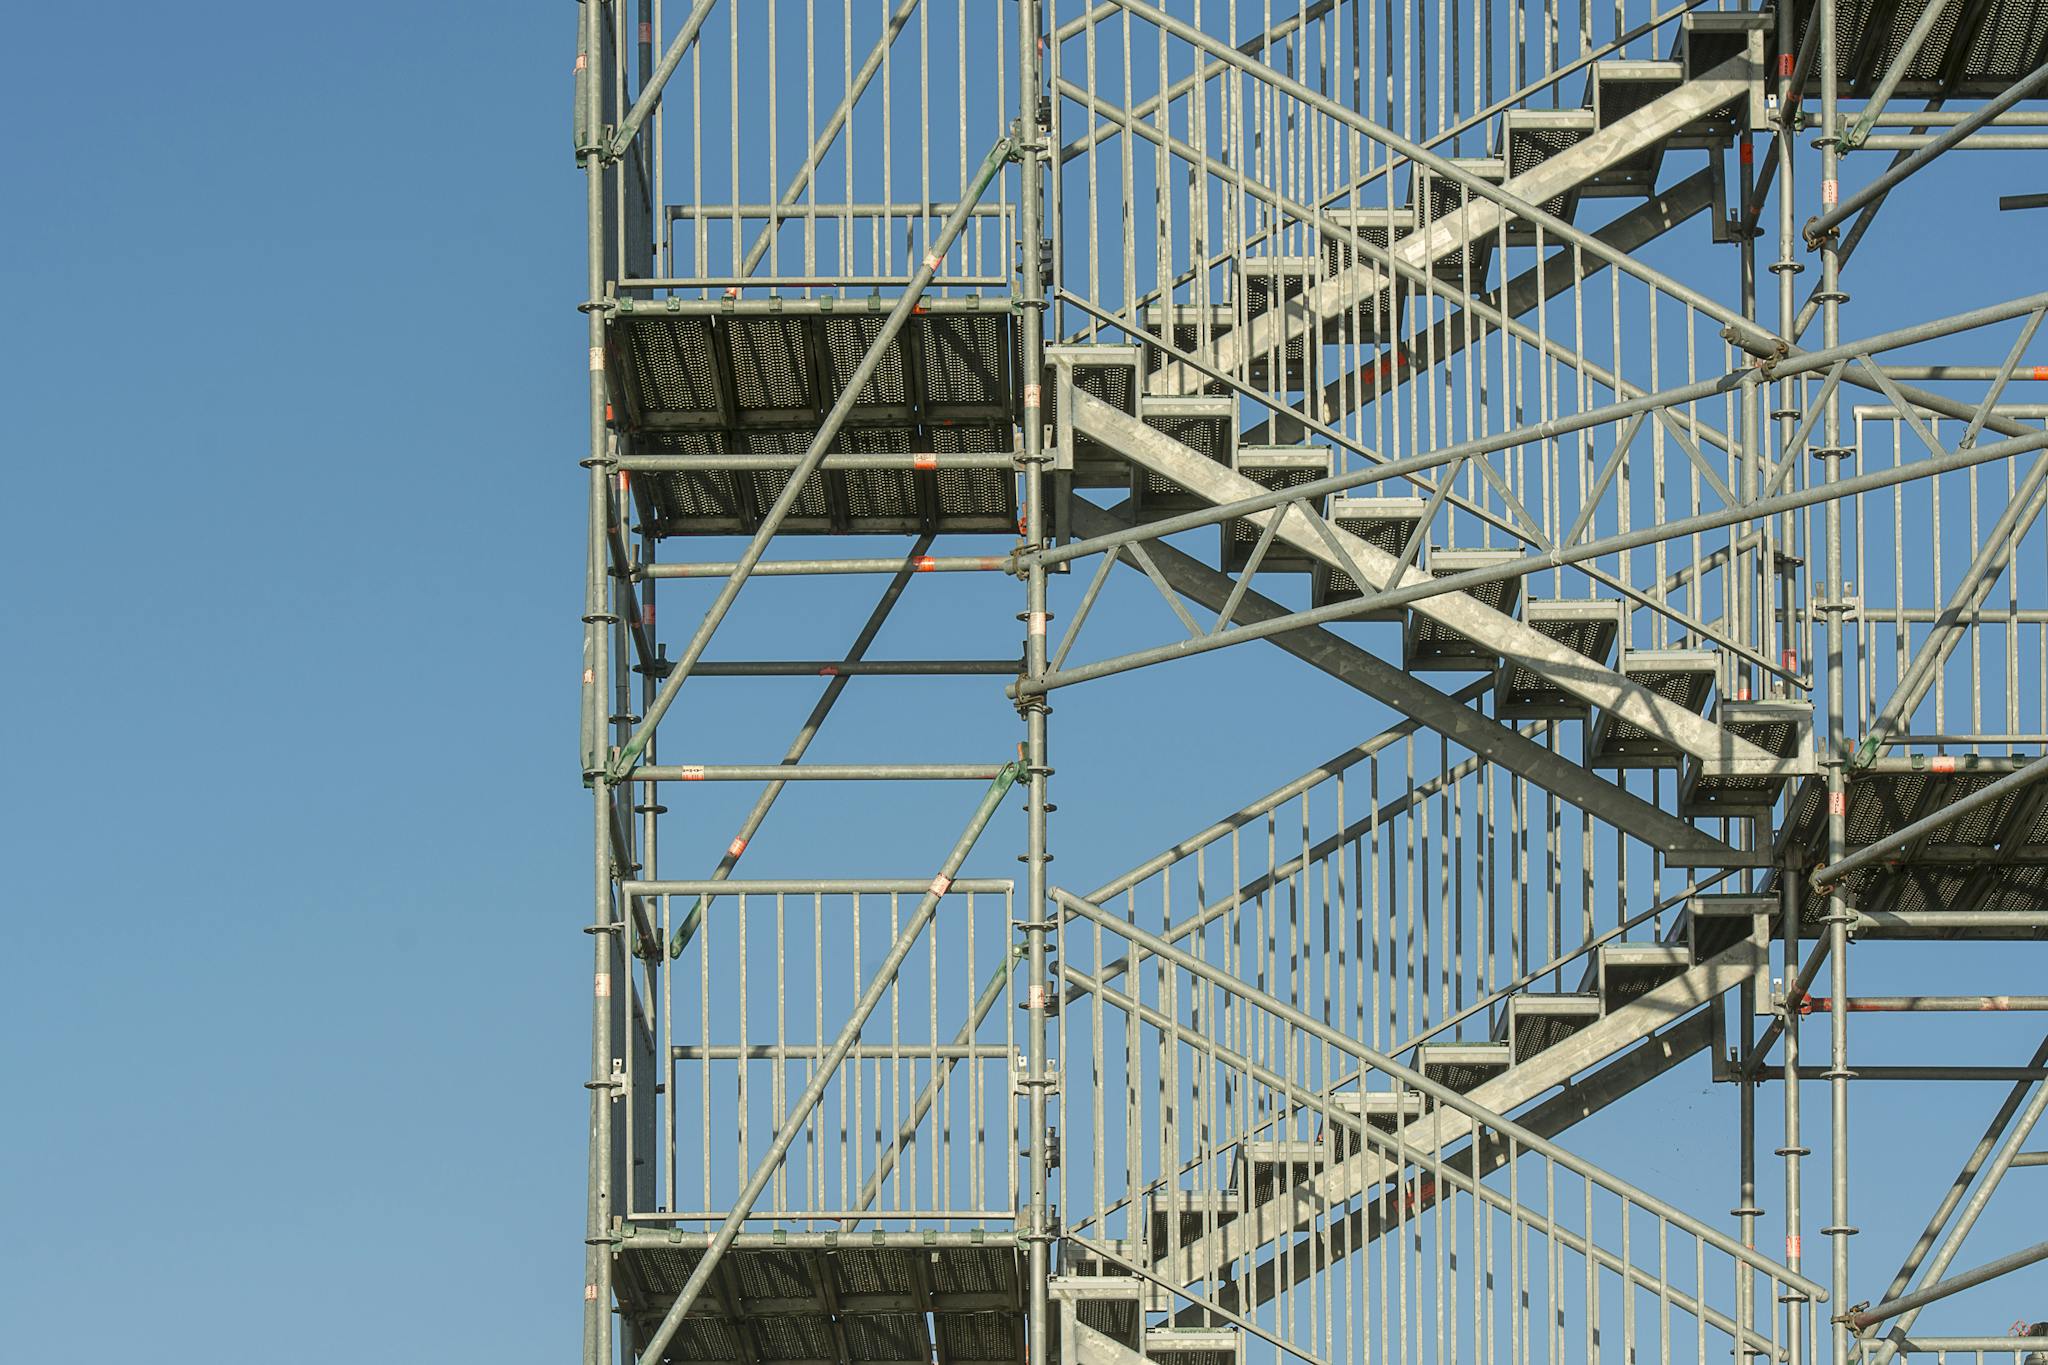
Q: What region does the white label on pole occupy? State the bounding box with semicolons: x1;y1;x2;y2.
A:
1027;612;1047;636
585;1284;600;1302
1821;179;1838;206
595;972;611;998
589;346;605;371
929;874;953;898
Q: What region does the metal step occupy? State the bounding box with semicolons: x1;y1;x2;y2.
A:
1047;342;1145;490
1147;1190;1241;1252
1129;394;1237;520
1414;1040;1514;1094
1493;992;1604;1061
1678;12;1771;134
1237;256;1319;391
1223;446;1333;574
1412;156;1507;286
1680;697;1813;815
1581;61;1685;197
1494;598;1624;720
1584;943;1694;1010
1686;892;1779;963
1586;649;1720;768
1144;1327;1242;1365
1401;546;1526;672
1330;1087;1431;1129
1310;495;1430;619
1316;206;1413;341
1049;1274;1143;1349
1058;1242;1171;1312
1498;109;1597;241
609;306;1020;537
1141;303;1235;395
1233;1138;1327;1200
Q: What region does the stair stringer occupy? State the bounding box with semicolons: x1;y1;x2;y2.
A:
1067;389;1782;772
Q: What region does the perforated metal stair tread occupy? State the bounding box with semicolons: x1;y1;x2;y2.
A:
1049;1275;1143;1347
1402;546;1527;671
1581;62;1684;197
1496;598;1624;718
1315;207;1413;340
1312;496;1430;619
1687;893;1778;961
1144;1327;1243;1365
609;308;1019;536
1413;157;1507;285
616;1243;1025;1365
1224;446;1334;574
1131;394;1237;519
1587;649;1720;768
1498;109;1597;238
1586;944;1695;1008
1234;1137;1328;1198
1147;1190;1243;1250
1681;698;1813;815
1414;1040;1515;1094
1496;992;1605;1060
1048;343;1145;490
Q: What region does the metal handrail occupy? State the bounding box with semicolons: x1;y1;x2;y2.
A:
1053;884;1830;1301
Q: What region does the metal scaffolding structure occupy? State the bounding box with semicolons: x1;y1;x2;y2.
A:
570;5;2048;1365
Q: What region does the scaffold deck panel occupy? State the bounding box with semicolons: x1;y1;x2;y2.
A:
1788;0;2048;96
611;308;1020;535
1787;760;2048;932
618;1245;1026;1365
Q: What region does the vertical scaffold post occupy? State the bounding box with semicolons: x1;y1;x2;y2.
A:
1814;9;1855;1365
1015;2;1055;1361
578;4;618;1365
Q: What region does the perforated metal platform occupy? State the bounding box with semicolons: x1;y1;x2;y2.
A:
1786;0;2048;97
617;1242;1026;1365
607;304;1021;536
1786;756;2048;933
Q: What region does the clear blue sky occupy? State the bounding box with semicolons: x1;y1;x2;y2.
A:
3;5;2046;1362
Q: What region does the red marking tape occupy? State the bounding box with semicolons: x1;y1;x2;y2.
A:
914;555;938;572
1931;755;1957;773
1828;791;1848;816
727;837;747;859
1739;139;1754;165
913;453;938;472
818;665;839;677
678;765;706;781
1778;54;1795;77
